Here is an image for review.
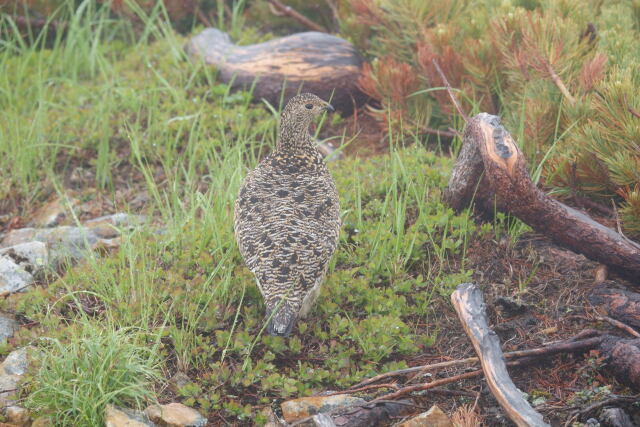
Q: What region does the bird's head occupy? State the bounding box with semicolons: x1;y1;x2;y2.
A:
282;93;334;123
277;93;334;152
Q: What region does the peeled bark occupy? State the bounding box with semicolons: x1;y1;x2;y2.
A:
590;286;640;331
444;113;640;280
452;283;550;427
185;28;368;115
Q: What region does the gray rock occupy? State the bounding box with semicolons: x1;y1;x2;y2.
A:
0;241;49;277
105;405;157;427
0;228;37;248
145;403;207;427
0;347;31;407
0;256;34;294
0;314;18;341
85;213;145;239
281;394;366;423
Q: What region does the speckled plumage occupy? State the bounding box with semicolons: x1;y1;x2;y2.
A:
234;94;341;336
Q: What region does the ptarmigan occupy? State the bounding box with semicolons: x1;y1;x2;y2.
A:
234;93;341;337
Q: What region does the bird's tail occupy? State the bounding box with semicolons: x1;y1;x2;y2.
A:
266;302;298;337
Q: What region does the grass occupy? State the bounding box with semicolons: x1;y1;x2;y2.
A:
0;1;608;425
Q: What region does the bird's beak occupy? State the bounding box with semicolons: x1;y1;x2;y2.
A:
323;103;335;113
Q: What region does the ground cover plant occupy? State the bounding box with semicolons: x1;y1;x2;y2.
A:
1;0;639;425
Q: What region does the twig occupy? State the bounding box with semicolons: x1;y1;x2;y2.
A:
349;334;603;389
325;382;399;396
545;61;576;105
431;59;469;122
597;315;640;338
628;106;640;119
266;0;327;33
372;369;483;401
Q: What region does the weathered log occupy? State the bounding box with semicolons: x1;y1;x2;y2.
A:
444;113;640;280
185;28;368;115
590;286;640;332
599;336;640;391
451;282;550;427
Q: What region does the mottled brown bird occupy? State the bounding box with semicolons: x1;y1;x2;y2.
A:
234;93;341;336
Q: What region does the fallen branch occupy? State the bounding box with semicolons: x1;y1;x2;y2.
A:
598;315;640;338
266;0;327;33
372;369;483;402
350;332;603;390
452;283;550;427
185;28;366;115
444;113;640;280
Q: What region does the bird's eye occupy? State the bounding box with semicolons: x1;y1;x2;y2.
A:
305;104;313;109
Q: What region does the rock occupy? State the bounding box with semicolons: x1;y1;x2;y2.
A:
0;256;34;294
280;394;366;423
5;406;30;426
85;213;145;239
0;314;18;342
261;407;285;427
494;296;529;315
0;348;30;407
168;372;191;394
0;241;49;277
600;407;634;427
31;417;52;427
105;405;157;427
144;403;206;427
0;229;37;248
585;419;601;427
396;405;453;427
1;226;101;263
30;197;77;228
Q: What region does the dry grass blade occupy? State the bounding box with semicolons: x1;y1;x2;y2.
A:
431;58;469;122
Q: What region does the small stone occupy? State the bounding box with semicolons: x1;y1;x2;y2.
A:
280;394;366;423
0;314;18;342
0;256;34;294
31;417;52;427
0;348;31;407
5;406;30;426
31;197;76;228
2;347;29;376
105;405;157;427
0;241;49;277
396;405;453;427
169;372;191;394
145;403;206;427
